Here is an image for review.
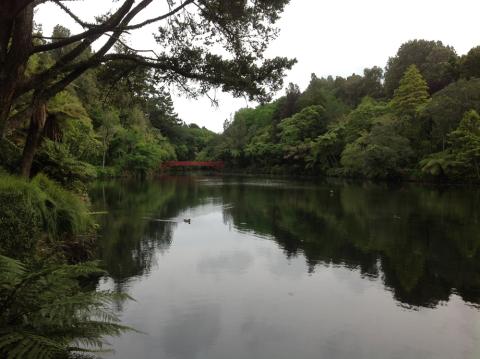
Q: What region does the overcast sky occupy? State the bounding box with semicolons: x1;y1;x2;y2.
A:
36;0;480;132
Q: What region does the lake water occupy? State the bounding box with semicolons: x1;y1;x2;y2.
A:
89;176;480;359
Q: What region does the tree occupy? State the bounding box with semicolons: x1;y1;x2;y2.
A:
270;83;301;141
98;108;120;168
384;39;457;96
0;0;296;177
391;65;429;118
448;110;480;179
343;97;388;143
329;67;384;108
361;66;385;99
273;83;301;121
341;118;414;179
308;123;346;172
279;105;329;145
297;74;348;120
279;105;329;165
148;91;182;139
339;73;364;107
460;46;480;80
297;74;328;109
423;79;480;150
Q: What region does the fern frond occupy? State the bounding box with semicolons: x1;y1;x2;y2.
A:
0;331;64;359
0;256;135;358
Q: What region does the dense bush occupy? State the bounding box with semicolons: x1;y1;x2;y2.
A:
109;129;176;177
0;176;43;259
34;140;97;188
0;174;94;260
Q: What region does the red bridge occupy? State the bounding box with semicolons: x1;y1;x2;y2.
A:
161;161;224;170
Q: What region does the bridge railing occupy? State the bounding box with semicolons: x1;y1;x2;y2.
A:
161;161;224;169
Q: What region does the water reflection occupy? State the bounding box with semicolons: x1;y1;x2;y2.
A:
90;176;480;309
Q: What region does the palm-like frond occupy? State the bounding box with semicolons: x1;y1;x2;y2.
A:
0;256;134;359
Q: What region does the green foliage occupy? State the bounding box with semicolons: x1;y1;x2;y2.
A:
391;65;430;118
245;126;283;166
308;123;346;172
460;46;480;80
341;118;414;179
423;79;480;150
0;255;132;359
35;141;97;187
0;174;94;260
334;67;385;107
278;105;330;167
279;105;329;145
0;176;43;259
110;129;176;177
343;97;389;143
446;110;480;179
12;34;480;182
420;151;458;178
384;39;458;95
32;174;94;240
297;75;349;118
199;41;480;182
30;90;101;184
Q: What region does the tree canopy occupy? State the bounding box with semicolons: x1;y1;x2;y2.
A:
202;39;480;182
0;0;295;177
384;39;457;96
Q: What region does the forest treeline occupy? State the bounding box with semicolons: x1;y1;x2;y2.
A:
1;26;216;186
202;39;480;182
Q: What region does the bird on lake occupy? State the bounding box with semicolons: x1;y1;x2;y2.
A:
183;219;191;224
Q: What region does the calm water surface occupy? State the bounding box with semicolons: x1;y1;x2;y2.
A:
89;176;480;359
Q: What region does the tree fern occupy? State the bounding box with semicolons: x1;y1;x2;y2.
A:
0;255;134;359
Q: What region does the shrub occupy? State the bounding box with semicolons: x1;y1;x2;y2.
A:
0;174;95;260
0;176;44;259
34;140;97;188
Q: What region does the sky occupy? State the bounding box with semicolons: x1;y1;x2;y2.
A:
36;0;480;132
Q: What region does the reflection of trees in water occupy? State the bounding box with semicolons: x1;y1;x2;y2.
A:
220;182;480;308
88;177;222;288
90;177;480;308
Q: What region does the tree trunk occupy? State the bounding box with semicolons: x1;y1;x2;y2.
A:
0;2;33;138
20;102;46;178
0;92;14;139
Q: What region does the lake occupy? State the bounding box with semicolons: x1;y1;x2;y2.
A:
89;176;480;359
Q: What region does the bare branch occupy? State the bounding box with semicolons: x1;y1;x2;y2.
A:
31;0;135;54
124;0;195;30
51;0;94;29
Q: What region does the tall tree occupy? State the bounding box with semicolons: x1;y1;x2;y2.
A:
448;109;480;179
391;65;429;118
384;39;457;96
460;46;480;80
0;0;295;176
148;91;182;139
423;79;480;150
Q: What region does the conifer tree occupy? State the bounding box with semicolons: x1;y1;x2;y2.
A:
391;65;430;117
448;110;480;179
